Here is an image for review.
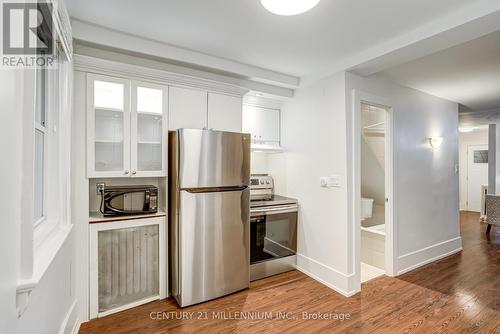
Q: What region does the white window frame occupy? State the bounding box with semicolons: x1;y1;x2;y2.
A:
34;67;49;230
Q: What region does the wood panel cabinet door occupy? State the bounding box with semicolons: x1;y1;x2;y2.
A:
168;86;207;130
207;93;242;132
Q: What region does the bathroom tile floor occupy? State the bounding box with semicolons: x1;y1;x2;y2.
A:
360;262;385;282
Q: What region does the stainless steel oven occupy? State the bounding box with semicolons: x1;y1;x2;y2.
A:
250;175;298;281
250;205;297;263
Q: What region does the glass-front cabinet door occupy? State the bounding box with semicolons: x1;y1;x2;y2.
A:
87;74;131;177
87;74;168;178
131;82;168;177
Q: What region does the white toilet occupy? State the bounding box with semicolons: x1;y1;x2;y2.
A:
361;197;374;220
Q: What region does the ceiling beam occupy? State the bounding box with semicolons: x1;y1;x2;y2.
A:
71;19;300;89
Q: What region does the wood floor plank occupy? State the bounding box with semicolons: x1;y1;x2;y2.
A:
80;212;500;333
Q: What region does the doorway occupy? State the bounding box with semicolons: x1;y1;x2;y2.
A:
466;145;488;212
352;90;395;292
360;103;387;282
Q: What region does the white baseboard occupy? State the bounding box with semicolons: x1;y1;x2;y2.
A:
296;254;356;297
59;299;80;334
397;237;462;275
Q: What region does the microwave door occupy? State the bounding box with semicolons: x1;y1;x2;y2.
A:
177;129;250;189
103;190;150;215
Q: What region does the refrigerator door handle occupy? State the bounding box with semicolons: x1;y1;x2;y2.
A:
182;185;249;193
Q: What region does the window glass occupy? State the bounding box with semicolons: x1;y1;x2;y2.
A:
137;86;162;114
94;80;124;110
34;129;44;222
474;150;488;164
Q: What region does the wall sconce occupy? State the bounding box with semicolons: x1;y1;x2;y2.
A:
428;137;443;150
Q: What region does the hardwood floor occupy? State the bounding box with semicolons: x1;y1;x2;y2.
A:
80;212;500;333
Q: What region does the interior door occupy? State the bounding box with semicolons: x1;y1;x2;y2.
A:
178;188;250;307
467;145;488;212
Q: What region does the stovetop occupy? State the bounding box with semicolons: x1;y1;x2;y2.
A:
250;194;298;208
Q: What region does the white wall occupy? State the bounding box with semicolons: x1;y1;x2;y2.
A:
346;72;461;275
280;72;352;294
0;69;78;334
250;152;288;195
278;71;460;294
250;152;269;174
19;233;77;334
487;124;500;194
0;70;22;334
459;129;488;210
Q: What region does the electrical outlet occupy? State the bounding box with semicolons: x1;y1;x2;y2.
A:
96;182;105;195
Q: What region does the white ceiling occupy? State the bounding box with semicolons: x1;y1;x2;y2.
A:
66;0;478;79
378;30;500;111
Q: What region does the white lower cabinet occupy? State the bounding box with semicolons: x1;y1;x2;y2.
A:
89;216;166;318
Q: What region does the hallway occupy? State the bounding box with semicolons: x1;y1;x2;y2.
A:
80;212;500;333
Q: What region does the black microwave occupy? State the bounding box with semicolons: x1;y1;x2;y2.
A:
100;185;158;216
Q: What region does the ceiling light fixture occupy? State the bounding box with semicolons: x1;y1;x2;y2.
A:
428;137;443;150
261;0;321;16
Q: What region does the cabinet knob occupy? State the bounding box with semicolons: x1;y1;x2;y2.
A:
132;171;137;175
124;170;129;175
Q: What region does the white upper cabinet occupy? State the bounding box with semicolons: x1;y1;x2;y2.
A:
168;86;207;130
87;74;168;178
242;105;280;149
87;74;130;177
131;82;168;177
207;93;242;132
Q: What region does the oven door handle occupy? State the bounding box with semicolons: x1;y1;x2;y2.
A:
250;204;298;216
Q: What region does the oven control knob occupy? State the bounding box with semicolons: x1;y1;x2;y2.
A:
260;181;264;184
266;181;270;184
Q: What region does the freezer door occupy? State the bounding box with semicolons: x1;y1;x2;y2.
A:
178;129;250;188
177;187;250;307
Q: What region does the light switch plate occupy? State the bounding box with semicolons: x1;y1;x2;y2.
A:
320;175;341;188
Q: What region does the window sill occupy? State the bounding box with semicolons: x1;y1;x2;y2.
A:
16;223;73;317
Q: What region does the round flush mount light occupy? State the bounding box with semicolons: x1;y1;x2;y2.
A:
261;0;321;16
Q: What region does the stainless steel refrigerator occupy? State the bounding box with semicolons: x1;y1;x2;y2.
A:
168;129;251;307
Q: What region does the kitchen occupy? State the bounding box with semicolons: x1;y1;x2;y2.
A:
74;59;297;315
4;0;498;333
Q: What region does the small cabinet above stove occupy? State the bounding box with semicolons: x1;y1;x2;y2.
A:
242;104;282;152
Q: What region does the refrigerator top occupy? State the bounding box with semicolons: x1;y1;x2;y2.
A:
174;129;251;189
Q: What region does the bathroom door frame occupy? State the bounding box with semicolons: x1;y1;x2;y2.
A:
351;90;397;293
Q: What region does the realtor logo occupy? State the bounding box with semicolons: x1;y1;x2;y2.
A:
1;1;56;68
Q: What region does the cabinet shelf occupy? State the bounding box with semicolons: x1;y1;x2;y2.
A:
95;139;123;144
137;110;162;117
89;210;166;224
